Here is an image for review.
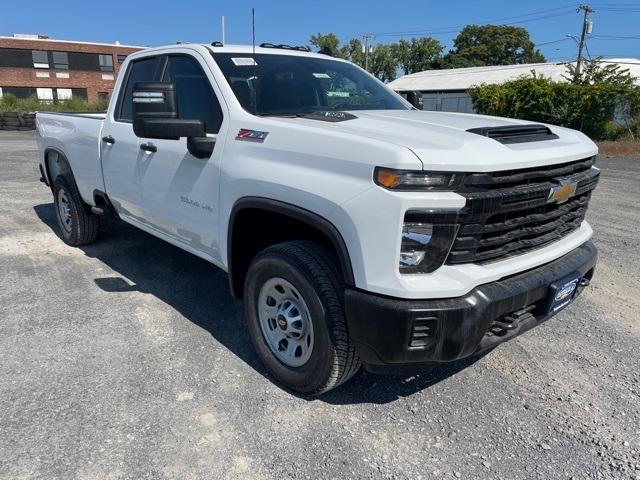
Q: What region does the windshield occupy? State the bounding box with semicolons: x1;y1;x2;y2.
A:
211;52;410;116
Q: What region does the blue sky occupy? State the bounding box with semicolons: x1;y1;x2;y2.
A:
2;0;639;61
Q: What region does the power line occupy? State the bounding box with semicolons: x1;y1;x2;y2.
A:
373;10;577;37
536;38;573;46
591;34;640;39
345;4;580;38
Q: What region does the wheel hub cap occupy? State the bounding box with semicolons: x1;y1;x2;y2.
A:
57;189;72;232
258;278;314;367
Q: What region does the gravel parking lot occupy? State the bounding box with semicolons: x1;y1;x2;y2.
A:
1;130;639;480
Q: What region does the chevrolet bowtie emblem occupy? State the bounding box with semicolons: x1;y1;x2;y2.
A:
548;179;578;204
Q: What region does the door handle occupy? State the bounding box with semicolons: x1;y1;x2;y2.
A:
140;142;157;153
102;135;115;144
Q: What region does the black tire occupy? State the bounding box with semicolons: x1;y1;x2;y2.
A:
244;241;361;395
53;175;100;246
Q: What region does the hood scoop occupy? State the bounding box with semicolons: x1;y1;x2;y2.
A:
467;124;559;145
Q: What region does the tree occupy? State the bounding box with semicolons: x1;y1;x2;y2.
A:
447;25;546;67
566;57;636;87
340;38;365;68
369;44;397;82
436;53;485;69
309;33;343;57
392;37;443;75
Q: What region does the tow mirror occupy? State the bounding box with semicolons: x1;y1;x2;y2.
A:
404;91;423;110
132;82;215;159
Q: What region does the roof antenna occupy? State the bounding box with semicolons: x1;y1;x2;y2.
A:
251;7;257;115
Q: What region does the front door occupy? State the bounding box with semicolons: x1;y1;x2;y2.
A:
135;52;227;263
101;55;164;220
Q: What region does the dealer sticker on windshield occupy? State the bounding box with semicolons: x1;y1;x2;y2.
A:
232;57;258;66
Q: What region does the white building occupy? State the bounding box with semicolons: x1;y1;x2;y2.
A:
388;59;640;113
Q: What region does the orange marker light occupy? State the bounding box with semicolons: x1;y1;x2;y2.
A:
375;169;401;189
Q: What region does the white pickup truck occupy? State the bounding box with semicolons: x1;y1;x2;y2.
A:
37;43;599;394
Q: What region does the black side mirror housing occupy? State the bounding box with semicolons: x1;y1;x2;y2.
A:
132;82;214;158
187;136;216;159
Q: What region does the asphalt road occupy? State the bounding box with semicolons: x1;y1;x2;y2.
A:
1;130;639;480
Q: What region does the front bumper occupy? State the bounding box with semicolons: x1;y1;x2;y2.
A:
345;241;597;371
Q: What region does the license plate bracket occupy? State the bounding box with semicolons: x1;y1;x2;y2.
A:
544;272;583;315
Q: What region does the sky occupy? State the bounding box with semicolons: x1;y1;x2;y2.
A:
1;0;639;61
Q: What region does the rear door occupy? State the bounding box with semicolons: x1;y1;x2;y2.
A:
101;55;163;218
135;52;227;263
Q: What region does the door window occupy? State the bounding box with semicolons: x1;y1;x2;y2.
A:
162;55;223;134
117;56;161;122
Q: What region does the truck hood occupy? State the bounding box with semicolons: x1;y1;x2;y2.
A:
274;110;598;172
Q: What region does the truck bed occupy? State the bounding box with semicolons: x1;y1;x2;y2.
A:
36;112;105;205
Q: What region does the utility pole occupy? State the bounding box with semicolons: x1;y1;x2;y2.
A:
362;33;374;71
575;4;594;81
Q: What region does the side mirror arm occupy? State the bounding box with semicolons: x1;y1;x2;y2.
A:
187;136;216;159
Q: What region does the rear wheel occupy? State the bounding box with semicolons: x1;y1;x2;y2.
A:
53;176;100;246
244;241;361;395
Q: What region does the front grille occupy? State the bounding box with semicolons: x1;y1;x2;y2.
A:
461;157;595;191
445;158;599;265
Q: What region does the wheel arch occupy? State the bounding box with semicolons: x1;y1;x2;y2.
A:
227;197;356;298
44;147;73;190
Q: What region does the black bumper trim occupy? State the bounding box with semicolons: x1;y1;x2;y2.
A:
345;241;597;368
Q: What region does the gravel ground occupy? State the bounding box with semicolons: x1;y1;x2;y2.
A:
0;130;638;480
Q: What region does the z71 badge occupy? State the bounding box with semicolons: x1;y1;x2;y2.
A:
236;129;269;142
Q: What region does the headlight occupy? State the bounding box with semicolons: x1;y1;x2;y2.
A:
400;218;458;274
375;167;462;191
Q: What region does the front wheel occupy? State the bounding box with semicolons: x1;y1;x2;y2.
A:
244;241;361;395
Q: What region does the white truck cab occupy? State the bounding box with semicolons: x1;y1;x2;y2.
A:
36;43;599;394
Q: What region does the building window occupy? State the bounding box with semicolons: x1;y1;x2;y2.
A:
36;88;54;103
71;88;88;101
98;91;109;102
32;50;49;69
52;51;69;69
1;86;37;98
57;88;73;101
117;54;127;64
98;54;114;72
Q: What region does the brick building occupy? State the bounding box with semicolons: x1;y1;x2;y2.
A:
0;34;143;103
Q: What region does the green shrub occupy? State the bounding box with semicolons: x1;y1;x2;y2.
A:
0;94;107;114
469;63;640;141
0;92;19;112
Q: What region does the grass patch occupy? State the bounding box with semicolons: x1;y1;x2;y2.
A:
597;139;640;157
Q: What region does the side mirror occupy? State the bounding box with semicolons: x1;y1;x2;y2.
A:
403;91;423;110
132;82;215;158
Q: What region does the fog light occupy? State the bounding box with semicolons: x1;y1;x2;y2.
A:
400;220;458;274
400;223;432;267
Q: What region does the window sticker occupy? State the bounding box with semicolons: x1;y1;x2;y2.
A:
232;58;258;66
312;72;331;79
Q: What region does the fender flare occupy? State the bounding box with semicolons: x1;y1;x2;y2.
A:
227;197;355;297
43;147;73;187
